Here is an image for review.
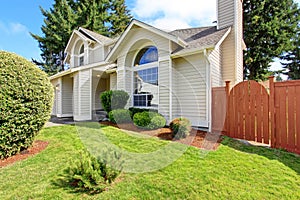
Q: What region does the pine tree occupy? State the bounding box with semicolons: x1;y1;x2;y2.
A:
109;0;132;36
281;25;300;80
32;0;132;75
31;0;76;75
243;0;299;80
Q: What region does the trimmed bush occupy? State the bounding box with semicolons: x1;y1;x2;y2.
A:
65;149;123;193
0;51;53;159
133;111;166;130
170;117;192;139
128;107;158;119
100;90;129;113
108;109;132;124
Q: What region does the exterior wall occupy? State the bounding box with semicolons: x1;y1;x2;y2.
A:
110;73;117;90
89;44;105;64
220;30;236;84
235;0;244;83
209;47;223;87
73;69;92;121
172;54;208;127
159;59;171;121
50;78;61;116
60;76;73;117
93;78;107;110
115;27;170;114
217;0;235;29
218;0;244;85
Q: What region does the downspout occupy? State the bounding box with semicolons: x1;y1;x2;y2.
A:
204;49;212;132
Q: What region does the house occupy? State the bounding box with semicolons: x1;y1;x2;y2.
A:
50;0;244;130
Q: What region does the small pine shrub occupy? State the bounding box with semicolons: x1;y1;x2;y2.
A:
133;111;166;130
100;90;129;113
0;51;53;159
108;109;132;124
65;149;123;194
128;107;158;119
170;117;192;139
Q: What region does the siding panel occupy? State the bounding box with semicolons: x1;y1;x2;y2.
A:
172;54;208;127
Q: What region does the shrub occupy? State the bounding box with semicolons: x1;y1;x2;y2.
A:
65;149;123;194
128;107;158;119
133;111;166;130
0;51;53;159
108;109;132;124
100;90;129;113
170;117;192;139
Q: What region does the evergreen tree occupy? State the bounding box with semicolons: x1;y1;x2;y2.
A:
31;0;76;75
109;0;132;36
281;25;300;80
243;0;299;80
32;0;132;75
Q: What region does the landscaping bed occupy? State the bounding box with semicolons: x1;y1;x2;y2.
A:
0;140;48;168
100;121;221;150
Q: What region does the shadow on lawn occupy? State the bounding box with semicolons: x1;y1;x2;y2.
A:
221;136;300;174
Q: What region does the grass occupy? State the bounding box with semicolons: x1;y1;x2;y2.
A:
0;122;299;199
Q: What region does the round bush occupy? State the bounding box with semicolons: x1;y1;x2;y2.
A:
170;117;192;139
133;111;166;130
108;109;132;124
0;51;53;159
100;90;129;113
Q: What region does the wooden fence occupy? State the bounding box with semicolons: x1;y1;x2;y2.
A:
212;77;300;154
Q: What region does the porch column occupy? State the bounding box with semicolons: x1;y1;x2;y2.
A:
73;69;92;121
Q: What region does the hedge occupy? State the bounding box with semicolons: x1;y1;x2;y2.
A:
0;51;53;159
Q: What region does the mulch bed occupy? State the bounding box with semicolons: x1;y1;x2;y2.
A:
100;121;221;150
0;140;49;168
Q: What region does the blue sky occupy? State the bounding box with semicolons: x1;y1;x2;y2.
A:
0;0;299;69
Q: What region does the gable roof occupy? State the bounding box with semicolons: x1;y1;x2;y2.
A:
106;19;188;62
170;26;231;56
78;27;115;45
64;30;94;54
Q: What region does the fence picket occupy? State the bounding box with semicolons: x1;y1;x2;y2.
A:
212;78;300;154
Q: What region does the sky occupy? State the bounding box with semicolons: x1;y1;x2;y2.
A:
0;0;299;72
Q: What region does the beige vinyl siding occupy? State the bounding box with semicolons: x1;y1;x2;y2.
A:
73;73;79;116
158;59;171;121
89;45;104;64
221;30;236;84
116;69;124;90
125;68;133;107
209;47;223;87
218;0;234;29
61;76;73;115
50;78;60;116
116;27;170;62
79;69;92;119
110;73;117;90
93;78;107;110
236;0;244;83
172;54;208;127
73;70;92;121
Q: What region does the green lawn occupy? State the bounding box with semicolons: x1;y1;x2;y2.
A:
0;122;299;199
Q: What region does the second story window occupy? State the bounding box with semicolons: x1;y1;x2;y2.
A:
79;44;84;66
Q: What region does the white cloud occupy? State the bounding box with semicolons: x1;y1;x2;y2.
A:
132;0;216;30
0;21;28;35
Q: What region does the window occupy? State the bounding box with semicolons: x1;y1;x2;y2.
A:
133;46;158;108
79;44;84;66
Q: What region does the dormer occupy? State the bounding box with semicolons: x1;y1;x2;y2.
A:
64;27;116;68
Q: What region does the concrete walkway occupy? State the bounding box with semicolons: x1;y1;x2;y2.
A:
44;116;75;127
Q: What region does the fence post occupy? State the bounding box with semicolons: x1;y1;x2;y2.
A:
269;76;275;147
225;81;230;134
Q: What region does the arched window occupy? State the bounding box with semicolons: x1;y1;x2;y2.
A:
134;46;158;66
133;46;158;108
79;44;84;66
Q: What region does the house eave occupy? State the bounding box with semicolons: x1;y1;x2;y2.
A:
171;45;215;58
